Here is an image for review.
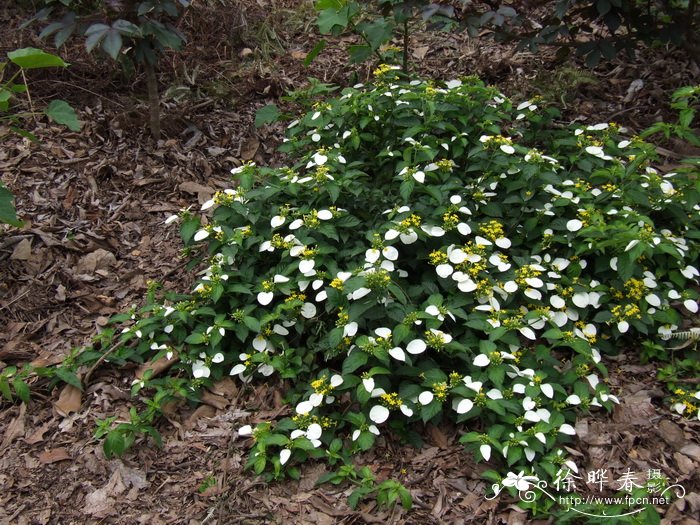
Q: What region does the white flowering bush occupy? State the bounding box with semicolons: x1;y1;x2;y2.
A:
105;70;699;485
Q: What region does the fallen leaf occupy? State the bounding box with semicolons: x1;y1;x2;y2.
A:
290;49;307;60
135;353;179;380
76;249;116;274
11;238;32;260
240;137;259;160
680;443;700;462
210;378;238;399
658;419;686;450
54;384;82;417
200;390;228;410
412;45;430;60
38;447;72;464
25;422;52;445
1;403;26;450
185;405;217;429
612;393;656;425
426;423;449;448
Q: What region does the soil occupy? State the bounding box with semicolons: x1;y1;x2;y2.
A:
1;1;699;524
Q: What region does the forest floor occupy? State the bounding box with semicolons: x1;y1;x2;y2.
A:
1;1;699;524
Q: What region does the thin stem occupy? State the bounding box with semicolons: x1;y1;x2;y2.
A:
20;69;36;125
402;18;409;74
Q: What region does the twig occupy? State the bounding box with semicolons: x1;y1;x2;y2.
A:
21;70;36;124
82;340;125;386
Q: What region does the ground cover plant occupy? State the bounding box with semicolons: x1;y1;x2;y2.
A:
60;67;699;516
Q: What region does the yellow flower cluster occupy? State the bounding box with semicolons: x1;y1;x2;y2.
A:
442;213;460;231
336;309;349;327
425;330;447;350
311;377;334;396
400;213;422;229
611;303;642;321
380;392;403;409
428;250;448;265
330;278;344;290
436;159;455;171
515;265;543;287
432;382;449;401
366;269;391;289
449;372;462;387
624;278;646;300
574;179;591;192
261;280;274;292
480;220;505;241
301;247;317;260
284;291;307;303
373;63;399;77
271;233;293;250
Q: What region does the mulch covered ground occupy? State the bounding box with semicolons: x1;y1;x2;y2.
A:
1;1;699;523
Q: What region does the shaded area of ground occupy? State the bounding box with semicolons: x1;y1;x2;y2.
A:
1;1;699;523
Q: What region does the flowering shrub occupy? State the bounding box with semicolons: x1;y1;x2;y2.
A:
106;71;699;486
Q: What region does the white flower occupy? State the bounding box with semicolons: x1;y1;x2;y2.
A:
473;354;490;367
296;400;314;415
452;398;473;414
413;171;425;183
500;144;515;155
559;424;576;435
681;265;699;280
480;444;491;461
350;287;371;300
565;395;581;405
388;347;406;361
369;405;390;424
192;360;210;379
280;449;292;465
299;259;315;274
238;424;253;436
406;339;427;354
502;471;538;491
257;291;274;305
343;322;358;337
317;209;333;220
365;249;380;263
300;302;317;318
362;377;375;393
566;219;583;232
382;246;399;261
194;229;210;241
271;215;285;228
418;391;434;405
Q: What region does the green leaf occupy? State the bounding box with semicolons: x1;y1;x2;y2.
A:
0;183;22;227
45;99;81;131
104;430;126;458
255;104;281;128
342;350;368;374
7;47;67;69
304;40;327;66
101;28;124;60
55;368;83;390
12;378;30;404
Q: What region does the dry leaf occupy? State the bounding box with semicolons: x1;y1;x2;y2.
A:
38;447;72;464
11;238;32;261
240;137;259;160
412;45;430;60
1;403;26;450
426;423;449;448
185;405;217;429
200;390;228;410
210;378;238;399
25;422;52;445
76;249;116;274
612;393;656;425
135;353;179;380
54;384;82;417
658;419;686;450
290;49;307;60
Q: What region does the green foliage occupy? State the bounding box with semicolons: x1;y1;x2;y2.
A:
312;0;456;70
28;0;188;66
0;47;81;226
317;463;412;510
34;73;700;515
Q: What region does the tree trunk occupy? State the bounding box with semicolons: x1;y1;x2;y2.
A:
144;60;160;140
